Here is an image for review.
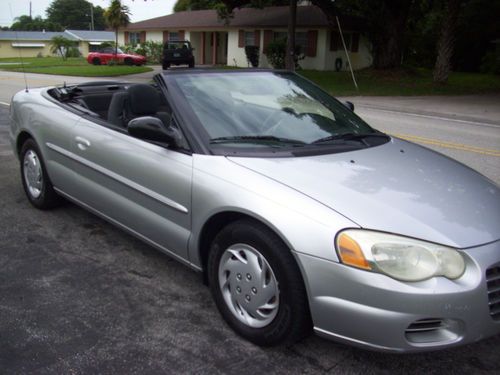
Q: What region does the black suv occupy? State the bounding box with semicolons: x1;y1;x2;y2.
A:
162;41;195;69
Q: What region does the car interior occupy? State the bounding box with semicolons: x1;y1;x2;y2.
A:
49;83;173;130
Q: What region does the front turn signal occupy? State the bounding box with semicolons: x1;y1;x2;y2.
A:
337;232;372;270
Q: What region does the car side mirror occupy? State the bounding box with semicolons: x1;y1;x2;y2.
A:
343;101;355;111
127;116;179;146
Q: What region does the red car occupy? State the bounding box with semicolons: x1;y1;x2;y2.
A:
87;47;147;66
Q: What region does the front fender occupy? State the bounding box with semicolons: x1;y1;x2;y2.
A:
188;155;358;268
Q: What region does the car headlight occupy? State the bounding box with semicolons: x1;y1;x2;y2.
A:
335;229;465;282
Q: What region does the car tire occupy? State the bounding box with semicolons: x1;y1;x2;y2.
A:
207;219;311;346
20;139;62;210
188;59;195;68
92;57;101;65
124;57;133;66
162;62;170;70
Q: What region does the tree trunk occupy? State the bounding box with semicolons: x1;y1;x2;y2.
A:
286;0;297;71
115;27;119;60
372;0;412;69
433;0;462;83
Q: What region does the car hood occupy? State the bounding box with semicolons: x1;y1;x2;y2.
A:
228;138;500;249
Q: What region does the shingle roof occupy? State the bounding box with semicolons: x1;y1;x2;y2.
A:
0;31;78;41
65;30;115;41
124;6;363;30
0;30;115;42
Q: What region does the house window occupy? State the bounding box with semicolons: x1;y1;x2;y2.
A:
129;32;140;45
169;32;180;41
89;44;101;52
244;31;255;46
273;31;287;41
273;32;308;54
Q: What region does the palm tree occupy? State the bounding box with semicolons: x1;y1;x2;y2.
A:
50;35;72;60
104;0;131;60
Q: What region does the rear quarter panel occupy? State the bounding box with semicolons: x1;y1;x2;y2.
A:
10;88;81;191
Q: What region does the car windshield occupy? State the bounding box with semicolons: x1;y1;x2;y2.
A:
170;72;383;153
100;47;124;54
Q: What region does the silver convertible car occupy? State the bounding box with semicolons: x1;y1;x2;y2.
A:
9;70;500;352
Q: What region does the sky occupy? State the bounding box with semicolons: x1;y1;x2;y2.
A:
0;0;177;28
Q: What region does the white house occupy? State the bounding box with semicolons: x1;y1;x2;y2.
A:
118;5;372;71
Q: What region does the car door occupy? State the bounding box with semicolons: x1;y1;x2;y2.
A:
66;117;193;262
39;99;83;194
101;48;114;64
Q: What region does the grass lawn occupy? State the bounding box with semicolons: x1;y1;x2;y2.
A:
0;57;152;77
299;68;500;96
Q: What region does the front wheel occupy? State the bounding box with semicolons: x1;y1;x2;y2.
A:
124;57;133;66
208;219;311;346
92;57;100;65
20;139;62;209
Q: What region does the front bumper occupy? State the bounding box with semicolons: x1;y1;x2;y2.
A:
296;240;500;352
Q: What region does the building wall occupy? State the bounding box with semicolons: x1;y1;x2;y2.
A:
146;31;164;42
0;39;112;59
117;32;125;46
227;28;371;71
118;27;372;70
323;32;372;71
190;32;201;61
0;41;54;58
79;41;89;56
227;29;249;67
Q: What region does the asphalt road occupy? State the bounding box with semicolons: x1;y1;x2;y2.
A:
0;72;499;373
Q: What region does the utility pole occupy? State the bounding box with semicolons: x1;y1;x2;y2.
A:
90;4;94;31
29;1;32;19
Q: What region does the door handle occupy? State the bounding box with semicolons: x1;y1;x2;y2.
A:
75;136;91;150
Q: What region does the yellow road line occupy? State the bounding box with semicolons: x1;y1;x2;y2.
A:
391;133;500;157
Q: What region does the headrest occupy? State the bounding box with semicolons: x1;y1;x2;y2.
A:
128;84;161;116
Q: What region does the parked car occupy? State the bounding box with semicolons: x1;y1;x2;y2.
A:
9;70;500;352
162;40;194;69
87;47;146;66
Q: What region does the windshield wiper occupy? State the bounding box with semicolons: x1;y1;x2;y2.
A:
311;132;389;145
210;135;306;146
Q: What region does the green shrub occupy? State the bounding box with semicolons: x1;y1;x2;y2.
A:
264;38;304;69
244;45;259;67
66;47;81;58
121;40;163;64
480;50;500;74
264;39;286;69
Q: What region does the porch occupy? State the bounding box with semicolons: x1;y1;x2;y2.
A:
189;31;228;66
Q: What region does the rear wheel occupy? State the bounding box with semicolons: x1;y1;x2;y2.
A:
20;139;61;209
207;219;311;346
162;62;170;70
124;57;133;66
188;59;195;68
92;57;101;65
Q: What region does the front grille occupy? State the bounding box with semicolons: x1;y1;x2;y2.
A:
486;267;500;321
